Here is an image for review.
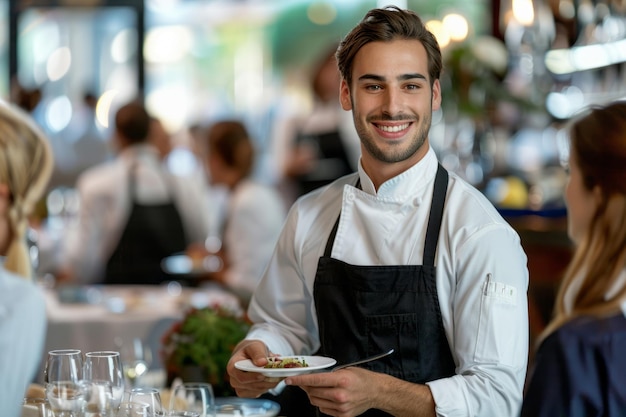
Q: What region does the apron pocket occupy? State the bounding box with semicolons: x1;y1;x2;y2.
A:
365;313;419;380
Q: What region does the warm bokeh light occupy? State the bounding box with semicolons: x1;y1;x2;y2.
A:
442;13;469;42
145;25;193;64
111;29;136;64
307;1;337;26
512;0;535;26
95;90;118;129
425;20;450;48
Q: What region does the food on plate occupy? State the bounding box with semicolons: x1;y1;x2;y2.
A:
264;357;309;369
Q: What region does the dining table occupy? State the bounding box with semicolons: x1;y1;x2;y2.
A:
36;281;242;386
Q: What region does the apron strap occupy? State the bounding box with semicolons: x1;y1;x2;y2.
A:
422;164;448;267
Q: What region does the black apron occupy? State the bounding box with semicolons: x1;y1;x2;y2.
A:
277;164;456;417
294;129;354;196
104;163;187;285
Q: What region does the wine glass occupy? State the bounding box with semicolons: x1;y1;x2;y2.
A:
126;388;163;415
117;338;149;388
84;351;125;409
168;383;214;417
21;397;51;417
45;380;86;417
81;380;114;417
44;349;83;384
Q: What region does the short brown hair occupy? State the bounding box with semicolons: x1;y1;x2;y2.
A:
336;6;442;88
207;120;254;178
115;100;150;145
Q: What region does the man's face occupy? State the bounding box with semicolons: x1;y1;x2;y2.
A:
340;39;440;172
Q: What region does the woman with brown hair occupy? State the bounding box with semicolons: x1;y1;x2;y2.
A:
0;100;54;416
522;100;626;416
200;120;285;304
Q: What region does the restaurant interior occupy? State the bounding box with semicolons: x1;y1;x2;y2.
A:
3;0;626;414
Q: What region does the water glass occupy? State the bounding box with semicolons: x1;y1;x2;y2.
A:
115;401;150;417
22;397;51;417
45;349;83;384
168;383;214;417
126;387;163;415
45;380;86;416
84;351;125;408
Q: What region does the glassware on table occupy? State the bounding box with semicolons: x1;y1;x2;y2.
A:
82;380;114;417
115;401;150;417
126;387;163;415
44;349;83;384
117;338;149;389
84;351;125;409
168;383;215;417
22;397;51;417
45;380;86;417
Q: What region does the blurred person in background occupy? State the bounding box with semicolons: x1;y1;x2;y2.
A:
227;7;528;417
0;100;53;416
272;43;361;208
189;120;286;305
60;100;209;285
522;101;626;417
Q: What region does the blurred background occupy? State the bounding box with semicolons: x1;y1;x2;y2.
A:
4;0;624;198
2;0;626;338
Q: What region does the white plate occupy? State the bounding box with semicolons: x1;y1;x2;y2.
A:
235;355;336;377
215;397;280;417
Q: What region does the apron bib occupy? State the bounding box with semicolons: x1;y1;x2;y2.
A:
104;163;187;285
279;164;455;417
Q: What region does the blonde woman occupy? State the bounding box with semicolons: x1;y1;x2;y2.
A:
522;101;626;416
0;100;54;416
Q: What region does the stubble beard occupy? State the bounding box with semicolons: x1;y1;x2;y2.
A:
355;109;432;164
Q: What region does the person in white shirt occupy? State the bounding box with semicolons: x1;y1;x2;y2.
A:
0;100;53;417
226;7;529;417
192;120;286;305
60;100;209;285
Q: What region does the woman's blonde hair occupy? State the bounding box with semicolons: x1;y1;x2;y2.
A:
0;100;53;279
542;101;626;338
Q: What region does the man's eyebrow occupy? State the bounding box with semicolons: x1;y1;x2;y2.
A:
357;73;428;82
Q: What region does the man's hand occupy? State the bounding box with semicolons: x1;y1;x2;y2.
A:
226;339;282;398
284;367;379;416
285;367;436;417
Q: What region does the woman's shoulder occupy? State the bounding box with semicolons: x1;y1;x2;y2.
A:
544;313;626;353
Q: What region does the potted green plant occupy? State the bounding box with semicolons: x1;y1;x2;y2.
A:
161;306;250;397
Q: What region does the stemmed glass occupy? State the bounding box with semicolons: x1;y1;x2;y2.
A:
117;338;149;389
168;383;215;417
44;349;83;384
115;401;150;417
126;387;163;415
84;351;125;410
45;380;86;417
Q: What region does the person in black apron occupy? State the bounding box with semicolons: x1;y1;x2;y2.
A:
227;7;529;417
104;163;187;285
277;165;455;417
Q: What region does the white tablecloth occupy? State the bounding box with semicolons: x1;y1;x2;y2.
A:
37;283;241;384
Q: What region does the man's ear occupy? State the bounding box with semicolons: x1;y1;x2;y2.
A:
340;79;352;111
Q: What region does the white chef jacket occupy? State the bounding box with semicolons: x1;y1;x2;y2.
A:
246;146;529;417
0;262;47;417
63;144;210;283
222;179;286;302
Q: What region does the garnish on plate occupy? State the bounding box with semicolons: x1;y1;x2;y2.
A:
264;357;309;369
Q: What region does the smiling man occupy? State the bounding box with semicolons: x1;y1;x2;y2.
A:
226;7;529;417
